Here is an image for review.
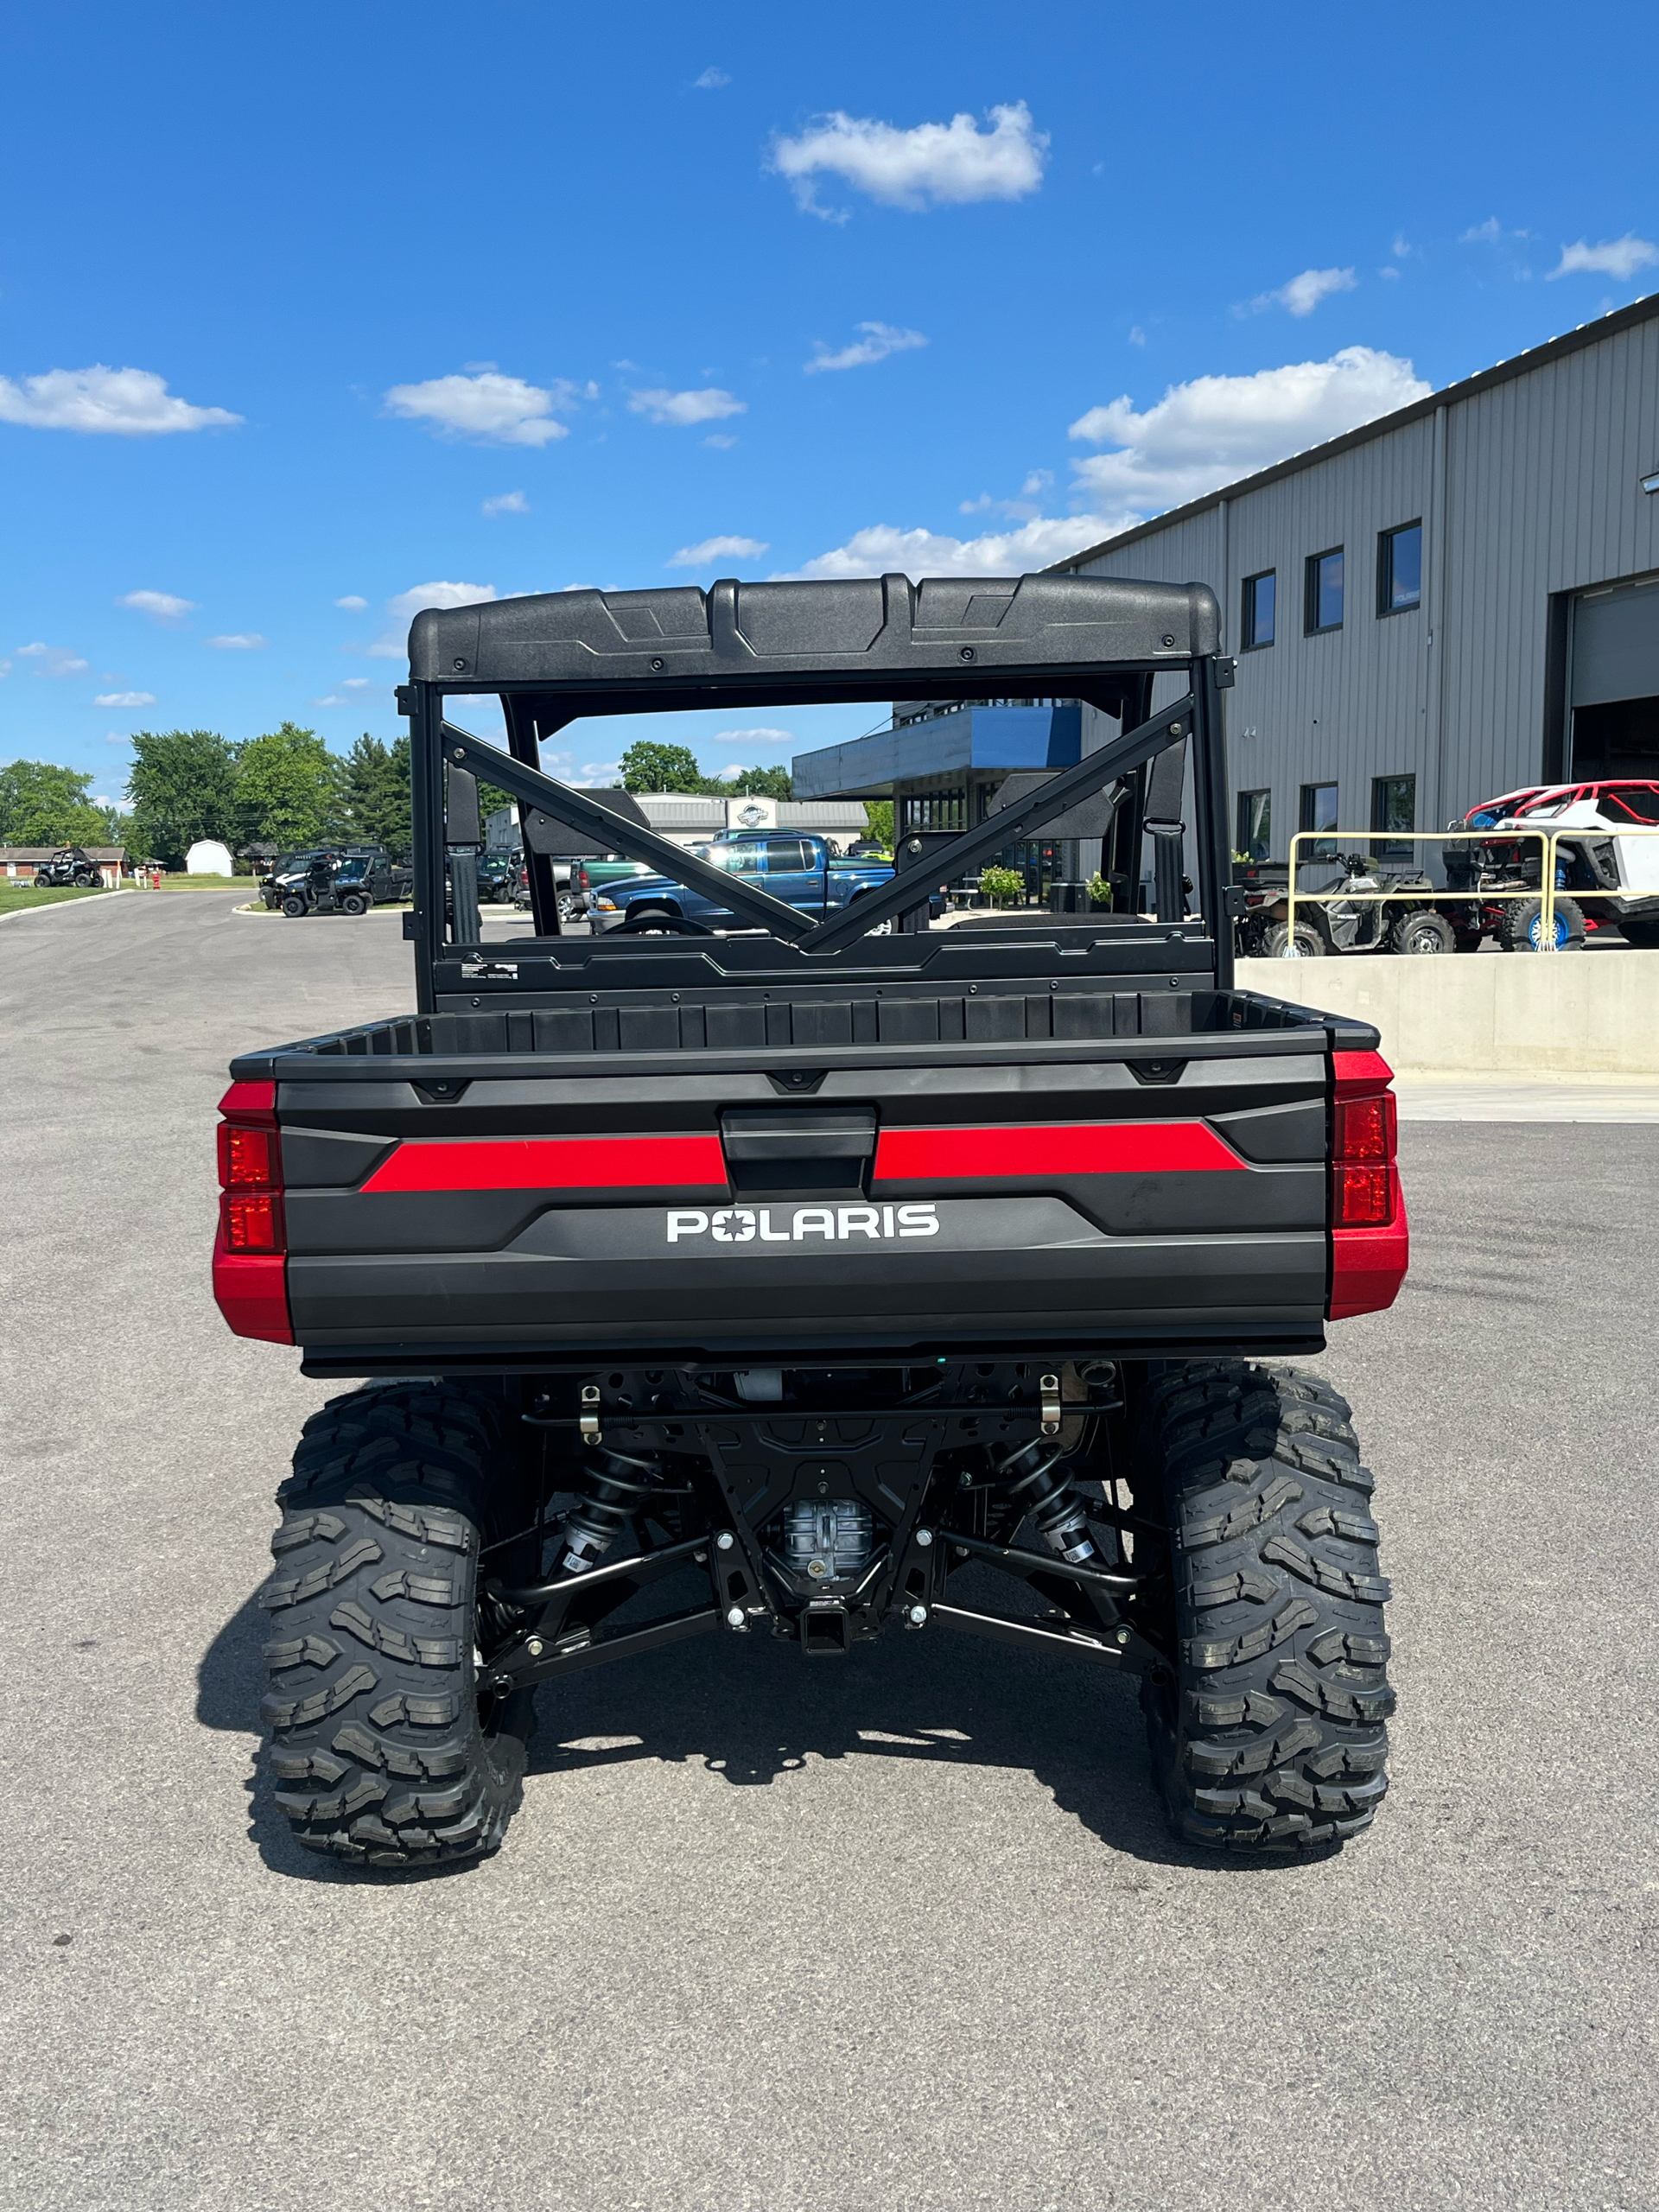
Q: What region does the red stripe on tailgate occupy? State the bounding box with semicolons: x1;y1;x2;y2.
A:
360;1134;728;1194
872;1121;1247;1181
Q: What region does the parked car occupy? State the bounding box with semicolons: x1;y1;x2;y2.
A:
478;849;518;904
604;831;895;931
32;846;104;889
510;855;589;922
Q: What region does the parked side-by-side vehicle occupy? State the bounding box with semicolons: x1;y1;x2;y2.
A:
1236;777;1659;956
217;571;1406;1872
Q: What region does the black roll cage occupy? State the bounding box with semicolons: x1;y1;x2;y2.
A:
394;569;1235;1011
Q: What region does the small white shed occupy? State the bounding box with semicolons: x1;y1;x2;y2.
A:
185;839;235;875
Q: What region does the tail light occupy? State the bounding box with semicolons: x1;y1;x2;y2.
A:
576;861;589;893
1329;1050;1408;1320
212;1079;293;1342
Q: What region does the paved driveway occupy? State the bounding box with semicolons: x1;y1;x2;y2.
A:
2;892;1653;2210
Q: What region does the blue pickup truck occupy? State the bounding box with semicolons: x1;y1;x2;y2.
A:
601;831;896;931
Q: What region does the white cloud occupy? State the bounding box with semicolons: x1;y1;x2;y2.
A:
1461;217;1503;243
207;632;266;650
383;370;593;447
629;386;746;426
712;764;746;781
577;761;623;784
702;433;739;450
804;321;927;373
1128;325;1147;346
105;732;130;745
16;642;91;677
334;594;368;610
693;66;728;89
341;677;372;690
313;695;347;708
1392;234;1411;258
118;589;195;620
784;515;1115;582
1548;234;1659;282
712;726;795;746
1379;267;1401;281
667;534;769;568
482;490;530;515
0;365;240;435
1244;266;1357;318
94;690;156;707
771;100;1046;218
1067;346;1431;534
368;579;498;657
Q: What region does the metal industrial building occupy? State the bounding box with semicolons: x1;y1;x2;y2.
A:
794;293;1659;885
1053;291;1659;859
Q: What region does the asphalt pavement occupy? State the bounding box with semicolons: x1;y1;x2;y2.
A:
2;891;1655;2212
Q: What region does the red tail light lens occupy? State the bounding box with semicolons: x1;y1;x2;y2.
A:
1334;1092;1394;1165
219;1122;279;1186
212;1077;293;1340
1329;1048;1409;1318
222;1188;285;1252
1334;1165;1392;1227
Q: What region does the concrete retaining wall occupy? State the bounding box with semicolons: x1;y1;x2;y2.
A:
1235;950;1659;1075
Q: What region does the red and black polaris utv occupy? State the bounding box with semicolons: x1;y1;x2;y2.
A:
214;572;1406;1871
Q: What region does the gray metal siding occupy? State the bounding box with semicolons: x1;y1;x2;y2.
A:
1075;307;1659;850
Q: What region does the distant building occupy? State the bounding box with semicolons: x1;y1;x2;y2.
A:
1049;291;1659;858
486;792;869;855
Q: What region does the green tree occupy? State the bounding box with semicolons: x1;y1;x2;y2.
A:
338;733;412;850
234;721;341;849
0;760;111;846
125;728;238;868
721;764;792;799
619;739;707;793
863;799;893;849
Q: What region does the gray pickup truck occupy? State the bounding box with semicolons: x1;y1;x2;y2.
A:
217;572;1405;1873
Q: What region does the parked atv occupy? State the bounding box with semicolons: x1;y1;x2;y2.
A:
1239;853;1455;957
33;846;104;890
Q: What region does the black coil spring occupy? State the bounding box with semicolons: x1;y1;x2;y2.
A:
993;1438;1099;1565
560;1445;662;1573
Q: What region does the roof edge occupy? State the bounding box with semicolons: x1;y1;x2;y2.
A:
1049;289;1659;574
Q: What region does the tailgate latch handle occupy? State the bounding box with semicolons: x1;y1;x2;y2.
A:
1040;1374;1062;1436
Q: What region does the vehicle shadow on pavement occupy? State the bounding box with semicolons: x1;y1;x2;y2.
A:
198;1571;1298;1881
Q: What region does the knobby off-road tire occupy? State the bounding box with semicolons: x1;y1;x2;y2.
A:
257;1384;534;1870
1138;1362;1395;1855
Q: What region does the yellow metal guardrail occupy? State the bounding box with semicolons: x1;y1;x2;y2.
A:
1278;825;1659;955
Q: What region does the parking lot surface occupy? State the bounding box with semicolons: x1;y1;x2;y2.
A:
3;892;1654;2212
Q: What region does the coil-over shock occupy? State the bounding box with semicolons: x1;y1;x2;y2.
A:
559;1444;662;1574
992;1438;1099;1565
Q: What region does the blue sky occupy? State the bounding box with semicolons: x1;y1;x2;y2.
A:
3;1;1656;801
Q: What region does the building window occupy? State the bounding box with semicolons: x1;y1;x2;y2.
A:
1236;788;1272;860
1241;570;1275;651
1300;780;1339;857
1305;548;1344;633
1377;522;1422;615
1370;773;1416;856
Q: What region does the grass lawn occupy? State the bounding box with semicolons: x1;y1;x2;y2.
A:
0;883;111;915
153;873;250;890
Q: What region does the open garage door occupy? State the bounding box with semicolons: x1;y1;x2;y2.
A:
1571;573;1659;779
